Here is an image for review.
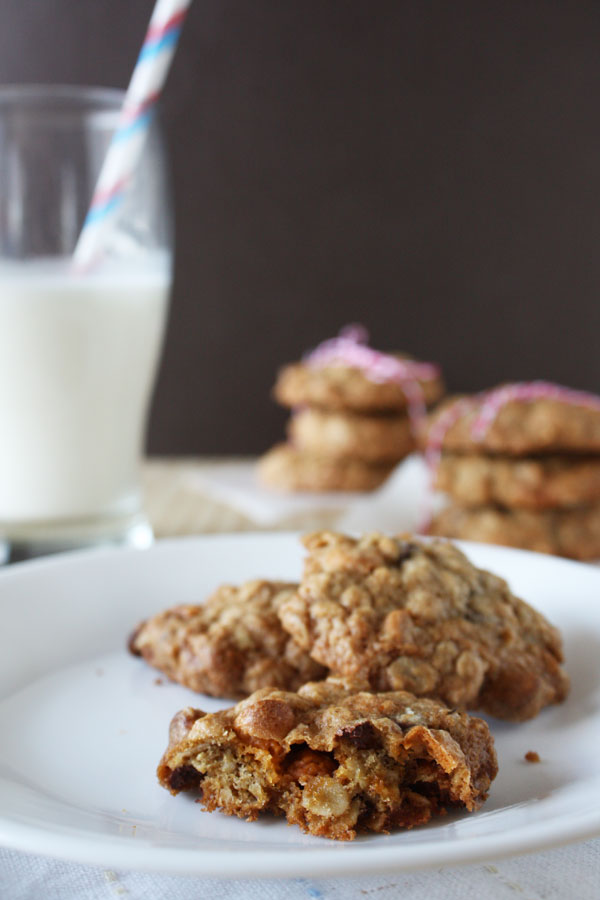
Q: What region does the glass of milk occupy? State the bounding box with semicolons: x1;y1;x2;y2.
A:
0;85;171;560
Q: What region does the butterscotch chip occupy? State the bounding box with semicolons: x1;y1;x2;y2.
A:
435;453;600;510
157;680;498;841
428;503;600;561
275;359;444;413
288;408;414;463
425;393;600;455
129;580;325;698
278;533;569;721
257;443;395;492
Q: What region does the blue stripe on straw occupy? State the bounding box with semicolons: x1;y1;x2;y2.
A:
139;26;182;62
114;108;155;142
85;193;124;226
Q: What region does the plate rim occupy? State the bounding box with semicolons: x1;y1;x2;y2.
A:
1;805;599;877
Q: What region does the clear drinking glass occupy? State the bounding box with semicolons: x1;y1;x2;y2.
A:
0;85;172;561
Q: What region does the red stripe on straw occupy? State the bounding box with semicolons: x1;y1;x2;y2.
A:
90;176;130;210
146;9;187;42
122;91;161;122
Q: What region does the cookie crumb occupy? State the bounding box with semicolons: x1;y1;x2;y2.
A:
154;677;164;685
524;750;541;763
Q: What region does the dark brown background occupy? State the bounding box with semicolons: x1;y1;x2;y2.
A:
2;1;600;453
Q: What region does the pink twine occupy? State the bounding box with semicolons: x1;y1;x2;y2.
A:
426;380;600;467
304;325;441;433
417;395;478;533
424;395;479;472
470;381;600;439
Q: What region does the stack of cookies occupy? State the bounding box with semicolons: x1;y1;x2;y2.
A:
130;531;569;840
258;336;445;492
425;384;600;560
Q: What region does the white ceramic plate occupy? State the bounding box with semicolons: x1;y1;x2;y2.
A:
0;534;599;877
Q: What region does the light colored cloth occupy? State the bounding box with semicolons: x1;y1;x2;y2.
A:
2;840;599;899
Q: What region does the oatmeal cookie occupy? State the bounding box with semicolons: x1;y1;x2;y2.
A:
279;533;569;721
257;443;395;492
157;679;497;841
129;580;326;698
288;408;414;463
429;503;600;561
424;393;600;455
435;453;600;510
274;358;444;413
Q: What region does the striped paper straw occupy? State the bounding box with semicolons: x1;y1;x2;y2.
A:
72;0;192;270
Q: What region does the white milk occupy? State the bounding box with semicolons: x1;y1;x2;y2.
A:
0;256;169;524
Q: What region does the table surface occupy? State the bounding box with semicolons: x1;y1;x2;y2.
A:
1;457;598;899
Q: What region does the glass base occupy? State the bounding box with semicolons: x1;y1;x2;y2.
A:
0;512;153;564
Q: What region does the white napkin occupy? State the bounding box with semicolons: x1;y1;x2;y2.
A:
337;453;433;533
189;460;371;526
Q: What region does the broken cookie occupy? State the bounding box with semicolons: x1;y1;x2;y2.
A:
158;679;498;840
